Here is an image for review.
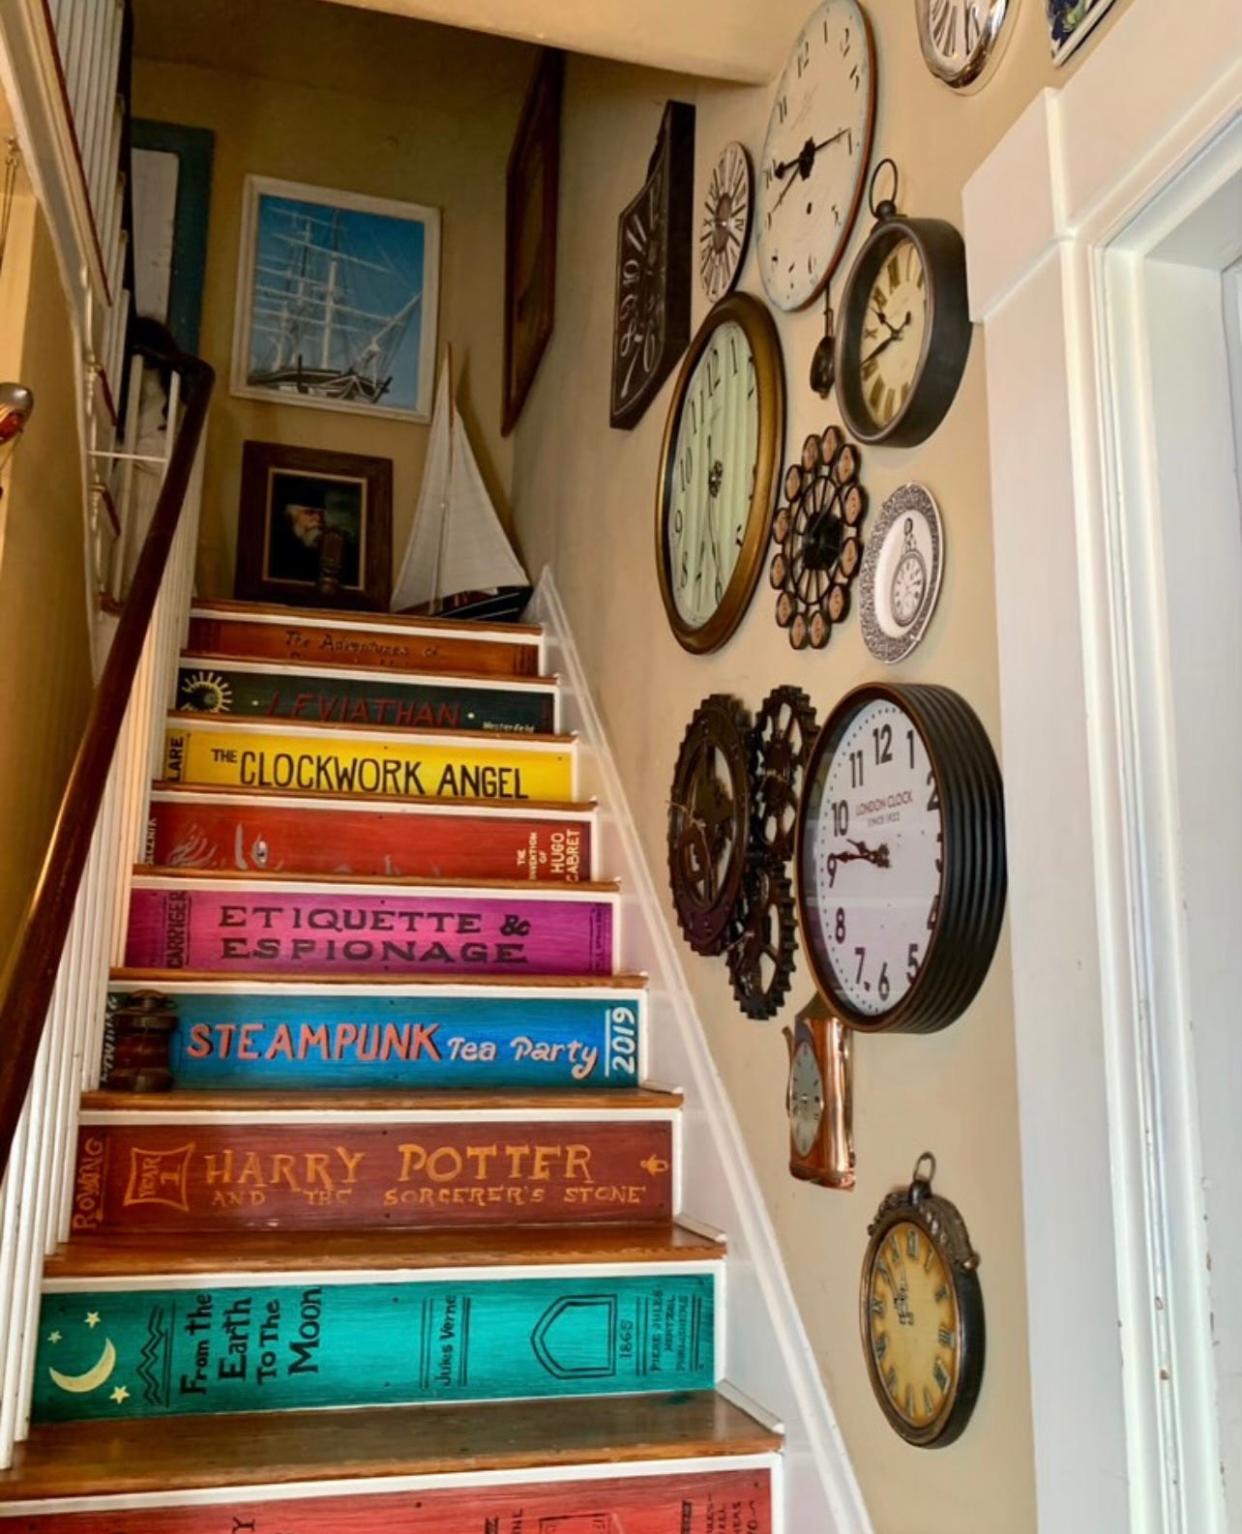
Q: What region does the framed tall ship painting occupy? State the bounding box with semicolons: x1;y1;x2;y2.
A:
231;176;441;422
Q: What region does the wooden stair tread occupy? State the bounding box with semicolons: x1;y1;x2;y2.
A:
148;780;598;814
191;597;543;639
44;1222;723;1279
132;866;620;893
81;1086;681;1113
110;967;648;989
181;650;560;688
0;1392;776;1502
166;709;574;746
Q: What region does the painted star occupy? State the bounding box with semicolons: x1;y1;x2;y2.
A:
84;1311;101;1329
46;1331;62;1345
109;1385;129;1405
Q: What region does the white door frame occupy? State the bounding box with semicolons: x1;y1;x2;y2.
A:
962;4;1241;1530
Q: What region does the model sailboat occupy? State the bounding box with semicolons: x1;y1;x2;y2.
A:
391;354;531;622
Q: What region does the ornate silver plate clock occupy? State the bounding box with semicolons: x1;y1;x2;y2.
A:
796;682;1006;1032
916;0;1018;90
861;1153;984;1446
757;0;876;312
859;483;945;664
699;141;753;302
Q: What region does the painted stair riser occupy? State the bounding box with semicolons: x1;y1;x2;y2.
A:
124;888;614;977
164;722;572;801
31;1273;715;1423
70;1121;674;1234
145;797;592;881
188;613;540;678
0;1468;773;1532
105;989;643;1091
176;662;556;735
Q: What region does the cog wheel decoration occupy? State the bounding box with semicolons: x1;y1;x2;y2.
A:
668;695;753;956
769;424;868;650
751;685;818;863
727;856;798;1021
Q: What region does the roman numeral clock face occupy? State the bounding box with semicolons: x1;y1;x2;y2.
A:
867;1221;960;1435
917;0;1014;89
861;239;928;431
758;0;876;312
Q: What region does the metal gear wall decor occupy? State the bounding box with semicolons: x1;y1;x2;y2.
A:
751;684;818;863
668;694;753;956
727;856;798;1020
769;424;867;650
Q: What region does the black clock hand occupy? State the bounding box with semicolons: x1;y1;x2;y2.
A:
831;839;891;869
772;127;852;181
861;313;913;366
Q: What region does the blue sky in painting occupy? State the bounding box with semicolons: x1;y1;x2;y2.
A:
248;193;427;410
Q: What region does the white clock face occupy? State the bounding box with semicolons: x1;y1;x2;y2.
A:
789;1040;825;1156
665;320;760;628
758;0;874;312
801;696;944;1017
916;0;1013;88
861;237;928;431
700;142;752;302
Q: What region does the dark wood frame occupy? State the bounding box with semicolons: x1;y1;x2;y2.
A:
501;49;564;437
234;441;393;612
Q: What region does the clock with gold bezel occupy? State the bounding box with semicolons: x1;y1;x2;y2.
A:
861;1154;984;1448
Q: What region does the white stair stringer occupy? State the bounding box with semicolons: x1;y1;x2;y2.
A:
527;567;873;1534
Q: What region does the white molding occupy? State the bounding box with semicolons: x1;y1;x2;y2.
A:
528;567;872;1534
963;2;1242;1529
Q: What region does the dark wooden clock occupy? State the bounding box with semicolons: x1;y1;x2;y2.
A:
610;100;695;430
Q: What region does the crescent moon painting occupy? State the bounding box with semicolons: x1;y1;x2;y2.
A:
49;1337;117;1394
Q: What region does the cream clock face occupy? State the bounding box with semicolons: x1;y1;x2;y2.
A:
665;320;761;628
860;237;928;432
865;1219;961;1434
758;0;875;312
916;0;1016;89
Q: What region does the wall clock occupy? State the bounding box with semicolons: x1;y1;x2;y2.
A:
916;0;1018;90
834;162;972;447
859;483;945;664
727;856;798;1020
611;99;695;430
757;0;877;312
668;694;752;955
655;293;785;654
699;141;753;302
769;424;867;651
795;682;1006;1032
783;997;854;1187
861;1153;984;1447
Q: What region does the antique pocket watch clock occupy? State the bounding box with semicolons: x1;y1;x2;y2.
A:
916;0;1018;90
796;682;1006;1033
859;483;945;664
784;997;854;1187
834;161;972;447
861;1153;984;1447
757;0;876;312
655;293;785;654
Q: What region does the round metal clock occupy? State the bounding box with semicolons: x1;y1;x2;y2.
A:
795;682;1006;1033
859;483;945;664
861;1154;984;1447
916;0;1018;91
699;141;753;302
656;293;785;654
834;163;972;448
757;0;876;312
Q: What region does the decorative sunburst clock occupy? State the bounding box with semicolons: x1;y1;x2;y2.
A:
178;669;234;713
770;425;867;650
699;141;753;302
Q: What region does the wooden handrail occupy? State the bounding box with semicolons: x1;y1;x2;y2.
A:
0;338;214;1177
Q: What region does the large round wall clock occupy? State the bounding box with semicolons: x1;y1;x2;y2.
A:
757;0;876;312
916;0;1018;91
834;162;972;447
795;682;1006;1033
861;1153;984;1447
656;293;785;654
699;141;753;302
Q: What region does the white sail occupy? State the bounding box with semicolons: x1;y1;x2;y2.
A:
390;358;527;612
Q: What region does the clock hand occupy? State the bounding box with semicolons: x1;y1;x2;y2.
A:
831;839;891;869
860;313;913;366
772;127;852;181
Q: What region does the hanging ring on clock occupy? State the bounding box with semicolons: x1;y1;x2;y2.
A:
910;1150;937;1195
868;157;899;220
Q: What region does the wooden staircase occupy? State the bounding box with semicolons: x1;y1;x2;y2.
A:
0;601;784;1530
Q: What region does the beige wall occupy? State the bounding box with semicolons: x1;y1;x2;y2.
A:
133;0;537;597
508;7;1129;1532
0;189;94;968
